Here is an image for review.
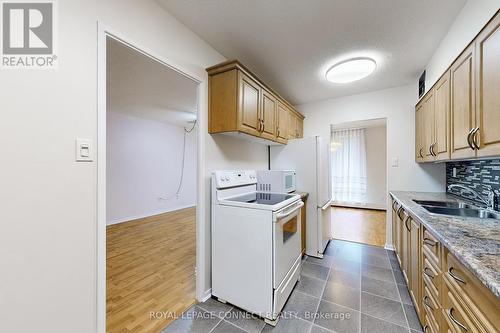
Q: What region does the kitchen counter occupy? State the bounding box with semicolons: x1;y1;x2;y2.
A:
390;191;500;298
294;191;309;200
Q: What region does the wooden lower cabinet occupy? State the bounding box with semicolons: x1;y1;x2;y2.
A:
390;197;499;333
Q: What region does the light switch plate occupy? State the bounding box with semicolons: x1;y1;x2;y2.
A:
76;138;93;162
391;157;399;167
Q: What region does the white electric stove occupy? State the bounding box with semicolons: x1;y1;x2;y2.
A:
211;170;303;325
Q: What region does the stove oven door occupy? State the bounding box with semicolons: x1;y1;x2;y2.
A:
273;200;303;288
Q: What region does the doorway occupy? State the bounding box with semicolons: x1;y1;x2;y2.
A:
103;36;199;333
330;118;388;247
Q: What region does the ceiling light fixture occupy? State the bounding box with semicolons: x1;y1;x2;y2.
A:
325;57;377;83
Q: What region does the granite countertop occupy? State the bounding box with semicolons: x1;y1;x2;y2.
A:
390;191;500;298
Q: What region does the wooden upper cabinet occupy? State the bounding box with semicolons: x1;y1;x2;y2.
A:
415;102;425;162
450;43;476;159
238;72;261;136
296;117;304;138
475;12;500;158
207;60;304;144
434;71;451;161
260;90;277;140
422;91;436;162
276;101;289;144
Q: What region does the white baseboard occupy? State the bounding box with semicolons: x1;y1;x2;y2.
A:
384;244;395;251
107;204;196;225
199;288;212;302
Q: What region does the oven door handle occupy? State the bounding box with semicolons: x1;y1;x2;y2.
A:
276;201;304;220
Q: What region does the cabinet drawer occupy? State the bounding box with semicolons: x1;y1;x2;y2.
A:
442;281;481;333
422;255;441;302
424;313;439;333
422;229;441;267
445;252;500;332
423;286;441;331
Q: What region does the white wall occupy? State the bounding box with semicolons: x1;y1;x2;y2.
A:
298;84;446;248
106;112;196;225
365;125;387;209
424;0;499;94
0;1;268;332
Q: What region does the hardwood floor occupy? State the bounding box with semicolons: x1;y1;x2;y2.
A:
331;206;387;247
107;207;196;333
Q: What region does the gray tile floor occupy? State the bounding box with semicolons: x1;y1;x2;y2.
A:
162;240;423;333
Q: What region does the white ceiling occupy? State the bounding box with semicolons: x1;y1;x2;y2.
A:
157;0;466;105
107;37;198;126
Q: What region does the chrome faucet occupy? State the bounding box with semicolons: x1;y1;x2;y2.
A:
447;184;498;211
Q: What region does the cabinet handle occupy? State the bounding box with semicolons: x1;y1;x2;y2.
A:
423;325;430;333
466;128;475;150
262;120;265;132
448;267;466;284
392;200;399;212
432;142;437;156
429;145;433;156
277;127;280;136
397;206;404;219
423;267;435;279
471;127;480;150
419;148;424;158
423;237;437;246
448;308;468;331
423;296;434;310
404;215;411;232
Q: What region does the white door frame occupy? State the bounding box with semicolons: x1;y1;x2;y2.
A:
97;23;208;333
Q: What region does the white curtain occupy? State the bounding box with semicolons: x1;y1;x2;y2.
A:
331;128;367;204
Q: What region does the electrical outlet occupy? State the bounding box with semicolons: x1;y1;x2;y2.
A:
452;167;457;177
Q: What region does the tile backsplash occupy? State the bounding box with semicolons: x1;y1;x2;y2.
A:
446;159;500;207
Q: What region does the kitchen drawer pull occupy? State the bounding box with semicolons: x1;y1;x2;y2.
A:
423;267;435;279
448;308;468;331
397;206;404;219
449;267;466;284
423;237;437;246
392;200;399;212
423;325;430;333
423;296;434;311
471;127;480;150
419;147;424;158
466;128;475;150
404;215;411;232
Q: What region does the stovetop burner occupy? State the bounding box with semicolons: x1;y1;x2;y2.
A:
228;192;295;205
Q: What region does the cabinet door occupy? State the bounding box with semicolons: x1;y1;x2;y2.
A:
450;44;476;159
475;13;500;158
261;90;277;140
409;218;422;317
423;91;436;162
238;73;261;136
296;117;304;138
415;102;425;162
434;72;451;161
288;112;297;139
401;212;410;284
276;101;289;143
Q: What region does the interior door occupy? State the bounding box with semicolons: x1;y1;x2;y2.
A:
261;90;277;140
238;73;261;136
475;12;500;157
434;72;451;161
450;44;476;159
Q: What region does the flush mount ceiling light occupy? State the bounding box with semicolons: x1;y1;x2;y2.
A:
325;57;377;83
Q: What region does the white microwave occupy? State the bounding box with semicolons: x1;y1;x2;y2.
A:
257;170;296;193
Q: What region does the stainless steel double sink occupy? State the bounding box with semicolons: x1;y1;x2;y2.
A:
413;200;500;220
